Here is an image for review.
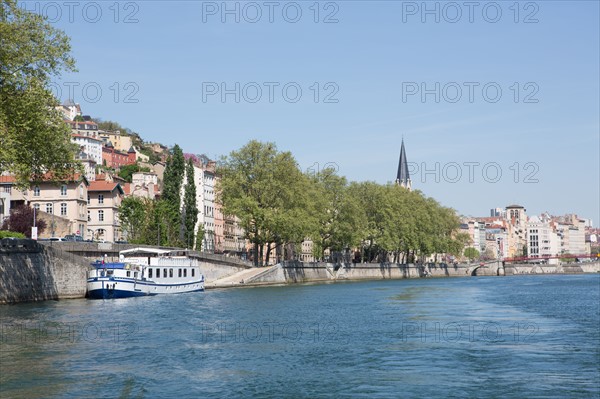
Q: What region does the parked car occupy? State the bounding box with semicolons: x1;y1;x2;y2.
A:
48;237;64;242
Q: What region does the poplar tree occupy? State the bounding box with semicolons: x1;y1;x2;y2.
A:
182;158;198;249
162;144;185;208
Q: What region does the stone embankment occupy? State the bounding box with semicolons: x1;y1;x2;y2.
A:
205;260;600;289
0;239;89;303
2;239;598;302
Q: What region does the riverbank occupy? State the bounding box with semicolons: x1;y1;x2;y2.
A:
205;261;600;289
2;238;598;303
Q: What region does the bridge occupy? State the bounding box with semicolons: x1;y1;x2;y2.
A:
465;260;504;276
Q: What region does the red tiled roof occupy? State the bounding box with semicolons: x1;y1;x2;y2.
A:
0;176;16;183
88;181;123;193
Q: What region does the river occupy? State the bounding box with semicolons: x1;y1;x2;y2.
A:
1;274;598;398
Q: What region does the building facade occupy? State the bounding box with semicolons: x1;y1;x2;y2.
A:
102;143;136;169
2;175;89;238
87;180;124;242
72;134;103;166
98;131;133;153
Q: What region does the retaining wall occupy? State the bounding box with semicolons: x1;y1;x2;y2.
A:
0;239;90;304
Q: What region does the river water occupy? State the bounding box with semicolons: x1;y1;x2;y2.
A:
1;274;599;398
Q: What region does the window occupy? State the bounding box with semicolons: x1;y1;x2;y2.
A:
97;229;105;238
34;186;40;196
33;204;40;211
169;269;173;278
163;268;167;278
148;268;153;278
192;269;195;277
98;194;104;204
60;203;67;216
127;271;131;277
4;186;11;193
60;185;67;196
134;272;138;279
156;268;160;278
87;195;90;205
88;211;91;222
184;269;187;278
46;203;53;214
178;269;182;278
98;210;104;222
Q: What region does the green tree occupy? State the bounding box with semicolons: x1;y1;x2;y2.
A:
118;163;150;183
118;197;148;243
159;144;185;246
218;140;308;266
464;247;480;262
0;0;80;187
162;144;185;209
308;168;365;260
182;158;198;249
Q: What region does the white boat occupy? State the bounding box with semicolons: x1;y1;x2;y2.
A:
87;248;204;299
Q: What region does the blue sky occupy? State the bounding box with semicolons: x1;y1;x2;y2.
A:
30;1;599;222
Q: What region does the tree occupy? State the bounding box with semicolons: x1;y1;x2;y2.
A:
308;168;365;260
118;163;150;183
158;144;185;247
182;158;198;249
0;0;80;188
1;205;47;238
218;140;308;266
162;144;185;208
118;197;148;243
464;247;480;262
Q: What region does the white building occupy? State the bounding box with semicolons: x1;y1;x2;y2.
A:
72;134;103;166
202;164;216;252
527;215;559;264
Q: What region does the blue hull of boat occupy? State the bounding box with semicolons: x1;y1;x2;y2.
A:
87;287;205;299
87;289;153;299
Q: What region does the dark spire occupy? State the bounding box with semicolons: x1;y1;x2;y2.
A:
395;139;411;190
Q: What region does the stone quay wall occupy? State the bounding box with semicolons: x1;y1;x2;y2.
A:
0;239;90;304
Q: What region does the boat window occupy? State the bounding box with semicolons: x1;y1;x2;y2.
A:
148;268;153;278
107;270;114;275
126;271;131;277
184;269;187;277
178;269;182;277
164;268;167;278
156;268;160;278
192;269;195;277
134;272;138;279
169;269;173;278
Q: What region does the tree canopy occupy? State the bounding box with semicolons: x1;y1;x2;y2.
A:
0;0;80;187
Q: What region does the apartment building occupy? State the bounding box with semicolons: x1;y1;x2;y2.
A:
87;180;124;242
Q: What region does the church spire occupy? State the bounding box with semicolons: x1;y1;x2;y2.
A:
395;139;411;190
